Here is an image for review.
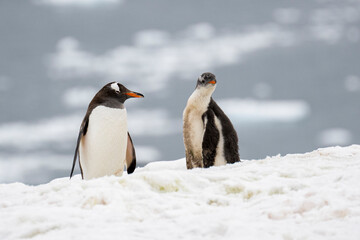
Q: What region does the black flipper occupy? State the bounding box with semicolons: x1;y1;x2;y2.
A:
126;132;136;174
70;117;89;179
202;109;220;168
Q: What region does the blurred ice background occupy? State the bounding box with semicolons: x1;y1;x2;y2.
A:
0;0;359;184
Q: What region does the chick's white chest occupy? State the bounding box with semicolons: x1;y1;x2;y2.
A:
187;110;206;153
183;89;211;157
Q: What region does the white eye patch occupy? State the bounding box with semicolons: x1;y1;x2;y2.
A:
111;82;120;92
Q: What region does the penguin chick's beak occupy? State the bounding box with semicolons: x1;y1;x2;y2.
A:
125;92;144;98
208;80;216;85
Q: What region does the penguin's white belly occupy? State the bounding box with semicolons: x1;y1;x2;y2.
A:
80;106;128;180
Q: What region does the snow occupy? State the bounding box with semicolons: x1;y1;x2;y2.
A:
1;145;360;240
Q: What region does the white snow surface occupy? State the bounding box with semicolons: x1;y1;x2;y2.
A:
1;145;360;240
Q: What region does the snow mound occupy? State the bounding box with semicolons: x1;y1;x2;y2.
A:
1;145;360;240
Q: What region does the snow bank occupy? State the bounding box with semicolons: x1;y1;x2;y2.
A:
1;145;360;240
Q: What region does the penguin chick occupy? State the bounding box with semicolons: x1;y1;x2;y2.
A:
70;82;144;180
183;72;240;169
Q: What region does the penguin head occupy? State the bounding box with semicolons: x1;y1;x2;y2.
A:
95;82;144;105
110;82;144;103
196;72;217;89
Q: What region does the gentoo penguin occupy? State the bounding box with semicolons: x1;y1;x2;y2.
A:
183;72;240;169
70;82;144;180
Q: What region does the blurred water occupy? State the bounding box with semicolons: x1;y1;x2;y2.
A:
0;0;359;184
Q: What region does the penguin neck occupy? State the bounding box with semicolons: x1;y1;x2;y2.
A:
187;86;215;112
99;98;125;109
